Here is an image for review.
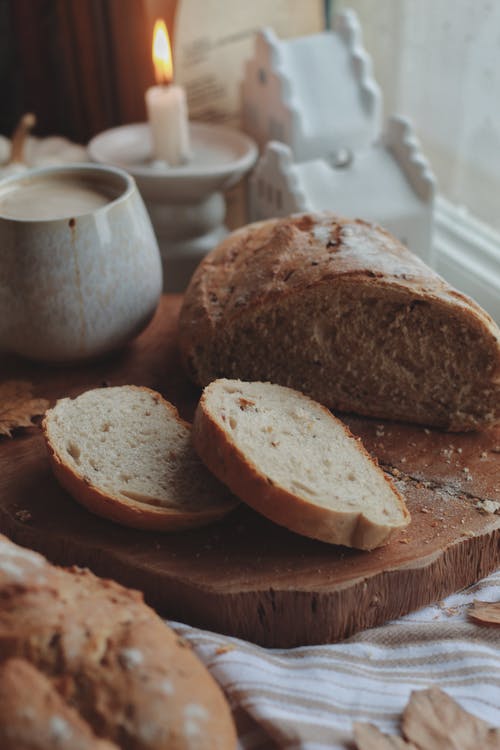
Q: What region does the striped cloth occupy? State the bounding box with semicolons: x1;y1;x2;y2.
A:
171;569;500;749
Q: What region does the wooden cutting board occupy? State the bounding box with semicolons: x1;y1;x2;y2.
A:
0;295;499;647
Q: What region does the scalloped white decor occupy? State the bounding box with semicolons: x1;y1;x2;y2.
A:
242;10;381;162
243;10;436;262
249;116;436;262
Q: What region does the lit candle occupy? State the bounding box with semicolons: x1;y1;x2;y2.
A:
145;19;190;166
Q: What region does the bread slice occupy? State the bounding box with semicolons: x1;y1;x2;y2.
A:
192;379;410;550
179;212;500;431
42;385;238;531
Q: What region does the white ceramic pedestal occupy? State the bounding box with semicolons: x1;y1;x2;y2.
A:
88;122;257;292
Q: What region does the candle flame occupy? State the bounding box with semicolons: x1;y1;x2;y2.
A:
152;19;173;85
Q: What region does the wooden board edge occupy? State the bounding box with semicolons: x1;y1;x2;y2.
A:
2;513;499;648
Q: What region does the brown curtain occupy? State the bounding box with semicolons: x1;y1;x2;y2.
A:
2;0;177;143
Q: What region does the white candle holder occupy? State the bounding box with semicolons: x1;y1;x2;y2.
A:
88;122;257;291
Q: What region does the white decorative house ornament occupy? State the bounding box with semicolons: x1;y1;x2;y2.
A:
242;9;437;262
248;116;436;262
241;10;381;162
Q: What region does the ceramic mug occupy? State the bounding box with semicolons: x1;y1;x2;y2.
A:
0;163;163;362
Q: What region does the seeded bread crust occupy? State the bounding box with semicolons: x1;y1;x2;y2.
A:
0;534;237;750
192;380;410;550
0;659;118;750
179;213;500;431
42;386;238;531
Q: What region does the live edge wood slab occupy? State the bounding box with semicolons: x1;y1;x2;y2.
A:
0;296;499;647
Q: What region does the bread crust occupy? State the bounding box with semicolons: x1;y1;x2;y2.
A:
42;386;238;531
192;381;410;550
179;213;500;430
0;534;237;749
0;658;118;750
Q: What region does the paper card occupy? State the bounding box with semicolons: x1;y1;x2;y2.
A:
173;0;325;127
171;0;324;226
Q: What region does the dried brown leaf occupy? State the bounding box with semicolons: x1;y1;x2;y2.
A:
0;381;49;437
354;722;416;749
402;686;500;749
353;688;500;750
469;600;500;627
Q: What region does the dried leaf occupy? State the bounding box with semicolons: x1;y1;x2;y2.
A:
354;722;416;749
402;686;500;749
353;688;500;750
469;600;500;627
0;381;49;437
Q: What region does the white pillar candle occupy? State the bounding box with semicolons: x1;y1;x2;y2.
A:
146;19;190;167
145;83;190;166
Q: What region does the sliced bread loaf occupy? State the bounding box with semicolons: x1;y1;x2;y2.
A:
42;385;238;531
179;212;500;431
192;379;410;550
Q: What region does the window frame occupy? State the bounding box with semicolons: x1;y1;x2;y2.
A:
433;196;500;323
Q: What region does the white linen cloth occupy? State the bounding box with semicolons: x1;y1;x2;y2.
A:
171;569;500;749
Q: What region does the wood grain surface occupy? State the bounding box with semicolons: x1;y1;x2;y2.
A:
0;295;499;647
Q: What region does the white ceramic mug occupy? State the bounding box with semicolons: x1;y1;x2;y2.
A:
0;164;163;362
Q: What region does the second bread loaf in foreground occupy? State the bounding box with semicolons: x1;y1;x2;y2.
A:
179;212;500;431
192;379;410;550
42;385;238;530
0;534;237;749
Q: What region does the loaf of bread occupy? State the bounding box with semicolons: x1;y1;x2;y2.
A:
42;386;238;531
192;380;410;549
0;534;237;749
0;659;118;749
179;213;500;431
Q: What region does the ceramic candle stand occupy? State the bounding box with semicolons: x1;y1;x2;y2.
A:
88;122;257;292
